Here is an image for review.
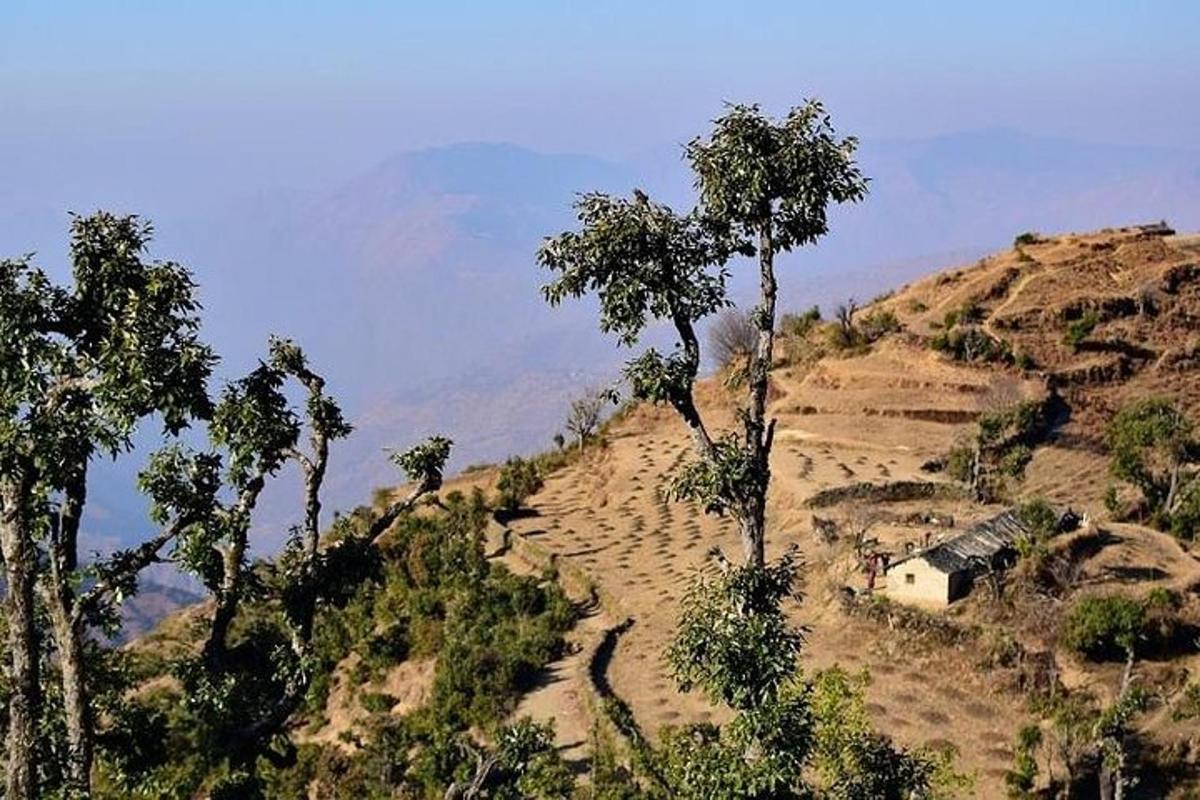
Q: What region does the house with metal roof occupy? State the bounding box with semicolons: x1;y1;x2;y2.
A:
883;509;1035;606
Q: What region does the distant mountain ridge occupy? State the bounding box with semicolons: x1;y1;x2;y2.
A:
10;130;1193;565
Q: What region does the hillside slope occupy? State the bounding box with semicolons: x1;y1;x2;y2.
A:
131;223;1200;796
495;223;1200;796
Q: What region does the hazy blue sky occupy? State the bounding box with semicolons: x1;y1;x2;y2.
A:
4;1;1197;189
5;2;1198;556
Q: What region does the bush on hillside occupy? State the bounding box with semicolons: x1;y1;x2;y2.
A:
858;309;902;342
1063;311;1099;349
495;456;544;512
1061;595;1145;661
779;305;822;338
930;327;1012;364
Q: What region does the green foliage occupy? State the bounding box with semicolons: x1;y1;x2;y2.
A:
857;309;901;342
669;434;765;518
1063;310;1099;349
1169;481;1200;539
1061;595;1146;660
929;327;1011;364
809;668;970;800
667;550;804;711
209;362;298;487
391;435;453;490
779;305;822;337
1107;397;1198;534
623;347;699;408
654;695;812;798
489;718;575;799
1004;724;1042;798
945;443;975;484
1013;497;1058;561
495;455;544;512
109;491;574;798
540;192;727;348
952;400;1047;501
1014;232;1041;247
687;100;868;254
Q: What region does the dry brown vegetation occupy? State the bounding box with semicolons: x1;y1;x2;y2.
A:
493;225;1200;796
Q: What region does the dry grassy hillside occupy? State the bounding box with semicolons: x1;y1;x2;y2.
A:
495;223;1200;796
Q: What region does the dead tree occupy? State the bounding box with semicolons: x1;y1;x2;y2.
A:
565;387;610;451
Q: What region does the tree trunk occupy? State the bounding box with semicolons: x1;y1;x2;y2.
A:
47;462;94;798
1099;767;1115;800
204;475;265;665
207;532;247;665
52;617;92;799
738;220;778;568
1;483;39;800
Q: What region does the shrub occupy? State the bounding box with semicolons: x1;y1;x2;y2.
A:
1061;595;1145;661
1014;497;1058;560
779;305;822;338
1004;724;1042;798
930;327;1012;364
958;300;984;325
1014;232;1041;247
1169;482;1200;540
858;309;901;342
1172;682;1200;722
495;456;543;512
1014;352;1036;371
1063;311;1098;349
946;443;975;484
360;692;397;715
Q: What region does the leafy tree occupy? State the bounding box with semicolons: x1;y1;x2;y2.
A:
542;102;962;800
1061;595;1145;661
0;213;214;800
1094;656;1148;800
1;214;456;799
172;358;451;797
444;718;574;799
1107;397;1199;533
1013;496;1059;563
541;100;865;567
948;400;1044;502
808;668;966;800
656;551;813;796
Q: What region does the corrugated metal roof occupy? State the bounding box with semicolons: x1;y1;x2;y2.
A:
889;509;1031;575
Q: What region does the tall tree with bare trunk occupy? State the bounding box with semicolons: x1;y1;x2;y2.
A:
0;214;214;800
540;101;866;568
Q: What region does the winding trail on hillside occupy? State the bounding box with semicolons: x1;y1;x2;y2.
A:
981;267;1046;341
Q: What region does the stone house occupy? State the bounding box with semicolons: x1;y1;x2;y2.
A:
884;509;1036;606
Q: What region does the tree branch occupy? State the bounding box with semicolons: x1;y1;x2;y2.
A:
75;516;190;623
